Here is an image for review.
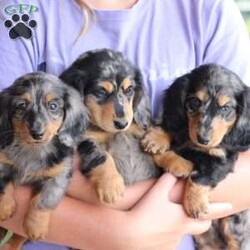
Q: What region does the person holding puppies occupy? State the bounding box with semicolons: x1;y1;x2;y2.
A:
0;0;250;249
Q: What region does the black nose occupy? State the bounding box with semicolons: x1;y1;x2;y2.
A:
114;120;128;130
197;135;210;145
30;130;44;140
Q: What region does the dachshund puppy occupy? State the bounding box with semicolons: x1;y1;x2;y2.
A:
0;72;87;247
141;64;250;249
60;48;161;203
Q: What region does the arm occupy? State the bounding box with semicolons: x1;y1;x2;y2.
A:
1;173;213;250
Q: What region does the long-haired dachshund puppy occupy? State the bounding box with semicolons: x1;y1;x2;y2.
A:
60;48;161;203
0;72;87;248
141;63;250;249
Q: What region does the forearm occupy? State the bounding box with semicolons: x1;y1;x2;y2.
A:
0;187;132;250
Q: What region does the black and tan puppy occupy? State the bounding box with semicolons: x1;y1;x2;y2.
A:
0;72;87;247
142;63;250;249
60;48;161;203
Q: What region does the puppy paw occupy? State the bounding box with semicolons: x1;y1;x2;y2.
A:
95;173;125;204
24;208;50;241
141;127;171;154
184;180;210;219
90;153;125;204
154;151;193;178
0;184;16;221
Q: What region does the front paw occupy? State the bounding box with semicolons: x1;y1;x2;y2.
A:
184;180;210;219
93;173;125;204
0;184;16;221
154;151;193;178
90;153;125;204
141;127;171;154
24;208;50;241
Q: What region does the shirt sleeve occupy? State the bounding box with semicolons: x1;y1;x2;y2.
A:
201;0;250;85
0;0;44;90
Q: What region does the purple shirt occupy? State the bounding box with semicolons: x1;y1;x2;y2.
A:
0;0;250;249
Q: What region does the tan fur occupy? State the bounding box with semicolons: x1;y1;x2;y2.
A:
0;183;16;221
90;152;125;203
141;126;171;154
184;178;210;218
153;151;193;178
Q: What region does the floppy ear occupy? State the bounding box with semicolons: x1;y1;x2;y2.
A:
133;69;152;129
58;86;89;147
60;67;88;96
0;91;13;148
223;86;250;151
161;74;190;134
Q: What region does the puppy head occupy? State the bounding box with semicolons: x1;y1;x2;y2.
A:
164;64;248;148
60;48;151;133
0;72;88;148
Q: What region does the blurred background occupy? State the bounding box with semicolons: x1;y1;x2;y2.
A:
235;0;250;33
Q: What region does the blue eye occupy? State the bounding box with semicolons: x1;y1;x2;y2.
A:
48;102;59;111
220;105;231;112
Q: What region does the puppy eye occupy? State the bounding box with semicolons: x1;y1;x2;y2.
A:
186;97;202;112
219;105;231;112
94;89;108;98
124;86;134;96
48;102;59;111
16;102;27;111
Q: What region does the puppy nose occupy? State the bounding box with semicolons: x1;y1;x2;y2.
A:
30;130;44;140
197;135;210;145
114;120;128;130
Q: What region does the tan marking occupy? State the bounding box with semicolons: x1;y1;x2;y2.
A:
127;123;145;138
210;116;236;146
23;195;51;241
0;183;16;221
85;128;114;144
100;81;114;94
21;93;32;103
220;217;240;250
13;117;63;144
90;152;125;204
121;78;132;91
196;90;208;102
153;151;192;177
217;95;231;107
45;93;55;104
183;178;210;218
141;126;171;154
85;96;133;133
188;114;236;148
0;153;13;165
208;148;226;158
27;162;65;180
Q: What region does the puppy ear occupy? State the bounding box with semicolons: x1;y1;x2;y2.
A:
60;68;87;96
133;69;152;129
0;91;13;148
58;86;89;147
224;86;250;151
161;74;190;133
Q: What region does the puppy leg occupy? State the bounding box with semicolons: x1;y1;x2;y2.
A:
0;164;16;221
141;126;171;154
79;140;125;204
153;151;193;178
24;160;72;241
183;177;210;219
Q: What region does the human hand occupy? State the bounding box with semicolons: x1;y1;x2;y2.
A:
121;173;232;250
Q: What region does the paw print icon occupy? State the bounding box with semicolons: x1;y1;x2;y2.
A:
4;14;37;39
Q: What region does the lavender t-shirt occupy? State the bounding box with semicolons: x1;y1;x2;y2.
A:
0;0;250;249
